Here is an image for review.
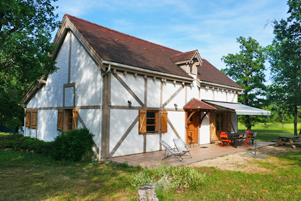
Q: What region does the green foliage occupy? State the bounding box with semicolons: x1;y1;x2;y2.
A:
221;36;267;129
0;128;95;162
0;0;59;129
132;164;205;191
51;128;95;162
267;0;301;135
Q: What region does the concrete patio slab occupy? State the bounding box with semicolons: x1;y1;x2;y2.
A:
107;141;275;168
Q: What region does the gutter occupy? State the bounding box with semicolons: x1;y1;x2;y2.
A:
198;80;244;92
102;60;194;82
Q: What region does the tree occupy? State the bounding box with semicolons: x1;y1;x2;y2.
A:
0;0;59;131
221;36;266;130
266;84;292;128
267;0;301;135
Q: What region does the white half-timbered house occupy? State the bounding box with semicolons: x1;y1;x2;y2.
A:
22;14;270;159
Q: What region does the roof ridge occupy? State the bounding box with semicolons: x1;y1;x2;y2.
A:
65;14;182;54
170;50;197;58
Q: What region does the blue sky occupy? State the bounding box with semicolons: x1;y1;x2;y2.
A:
53;0;289;83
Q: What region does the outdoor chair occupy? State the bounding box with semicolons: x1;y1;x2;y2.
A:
242;133;252;147
173;138;192;158
220;133;231;148
250;132;257;145
160;140;184;162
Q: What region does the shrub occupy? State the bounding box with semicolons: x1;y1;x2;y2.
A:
132;164;205;191
51;128;94;162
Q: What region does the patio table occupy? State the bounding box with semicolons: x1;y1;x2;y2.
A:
227;133;241;148
275;135;301;149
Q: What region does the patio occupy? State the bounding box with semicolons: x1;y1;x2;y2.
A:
107;141;275;168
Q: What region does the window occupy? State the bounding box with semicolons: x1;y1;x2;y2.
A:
57;109;78;131
26;110;38;129
139;110;167;134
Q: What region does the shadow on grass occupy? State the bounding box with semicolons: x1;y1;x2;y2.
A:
0;150;141;200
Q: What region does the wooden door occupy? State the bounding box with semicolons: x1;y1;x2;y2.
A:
186;112;199;144
210;113;218;142
216;112;226;139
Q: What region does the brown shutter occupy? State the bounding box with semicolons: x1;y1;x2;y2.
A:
161;110;168;133
31;110;38;129
227;113;231;132
26;110;31;128
139;110;147;134
57;109;64;131
72;109;78;130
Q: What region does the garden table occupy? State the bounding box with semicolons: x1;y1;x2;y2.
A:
275;135;301;149
227;133;241;148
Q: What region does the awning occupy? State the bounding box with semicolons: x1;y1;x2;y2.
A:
202;100;271;115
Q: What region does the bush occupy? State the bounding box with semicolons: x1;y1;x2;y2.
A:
132;164;205;191
51;128;94;162
0;128;95;162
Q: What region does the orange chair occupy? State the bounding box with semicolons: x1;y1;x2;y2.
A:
220;133;231;148
242;133;252;147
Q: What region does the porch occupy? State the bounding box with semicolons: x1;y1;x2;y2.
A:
107;141;275;168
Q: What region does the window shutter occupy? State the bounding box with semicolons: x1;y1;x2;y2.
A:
72;109;78;130
57;109;64;131
139;110;147;134
31;110;38;129
26;110;31;128
161;110;168;133
227;113;231;132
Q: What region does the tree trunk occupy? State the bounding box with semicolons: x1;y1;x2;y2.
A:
294;104;298;135
137;185;158;201
246;116;252;130
281;116;284;128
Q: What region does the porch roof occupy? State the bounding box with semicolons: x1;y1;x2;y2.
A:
183;98;216;110
202;100;271;115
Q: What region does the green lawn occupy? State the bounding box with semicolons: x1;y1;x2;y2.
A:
238;122;301;142
1;124;301;200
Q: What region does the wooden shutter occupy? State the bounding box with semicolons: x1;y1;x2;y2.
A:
72;109;78;130
57;109;64;131
227;113;231;132
26;110;31;128
161;110;168;133
139;110;147;134
31;110;38;129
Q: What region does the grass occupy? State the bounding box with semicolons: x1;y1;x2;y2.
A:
1;124;301;200
238;122;301;142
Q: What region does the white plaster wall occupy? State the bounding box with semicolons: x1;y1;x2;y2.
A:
199;112;210;144
162;82;185;109
228;92;236;102
110;109;143;157
186;83;199;103
215;90;227;102
146;134;160;152
64;87;74;107
200;87;213;100
78;109;101;148
111;73;141;107
27;34;70;108
70;33;102;106
37;110;59;141
147;78;160;107
231;113;238;132
162;111;185;146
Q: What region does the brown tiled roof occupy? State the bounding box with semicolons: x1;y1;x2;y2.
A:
183;98;216;110
198;59;243;89
170;50;197;63
66;14;191;78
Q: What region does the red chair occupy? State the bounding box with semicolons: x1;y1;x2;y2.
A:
220;132;231;148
